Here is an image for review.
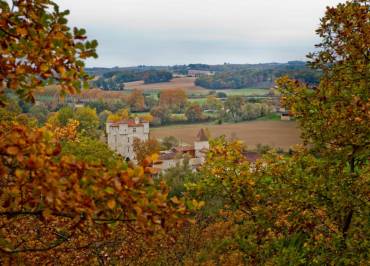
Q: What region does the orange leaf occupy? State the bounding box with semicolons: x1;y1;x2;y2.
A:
107;199;116;209
6;146;19;155
16;27;27;36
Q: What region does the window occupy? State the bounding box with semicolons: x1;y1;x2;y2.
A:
133;127;136;133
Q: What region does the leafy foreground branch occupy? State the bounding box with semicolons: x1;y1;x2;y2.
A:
0;121;191;264
178;139;369;265
0;0;369;265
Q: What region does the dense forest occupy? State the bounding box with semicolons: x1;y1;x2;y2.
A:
0;0;369;265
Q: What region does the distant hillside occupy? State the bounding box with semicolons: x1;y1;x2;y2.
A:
195;62;321;89
87;61;321;90
90;69;173;90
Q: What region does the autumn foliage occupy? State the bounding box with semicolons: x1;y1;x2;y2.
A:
159;89;187;112
0;1;190;263
0;0;369;264
0;120;190;263
0;0;98;105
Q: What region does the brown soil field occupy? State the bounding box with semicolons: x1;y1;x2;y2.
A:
151;121;302;150
124;77;207;93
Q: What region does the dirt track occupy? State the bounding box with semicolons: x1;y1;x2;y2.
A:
151;121;301;150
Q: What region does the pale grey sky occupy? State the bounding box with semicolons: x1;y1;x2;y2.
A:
58;0;343;67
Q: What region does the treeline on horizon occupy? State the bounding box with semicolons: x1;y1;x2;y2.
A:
92;69;173;90
88;61;322;90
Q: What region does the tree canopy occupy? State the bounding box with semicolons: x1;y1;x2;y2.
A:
0;0;98;105
0;1;192;263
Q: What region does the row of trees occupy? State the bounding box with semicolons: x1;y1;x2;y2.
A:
195;67;321;89
92;70;173;90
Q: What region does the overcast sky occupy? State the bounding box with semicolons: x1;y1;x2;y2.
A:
58;0;343;67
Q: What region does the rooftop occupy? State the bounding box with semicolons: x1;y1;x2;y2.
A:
173;146;195;153
109;119;148;127
196;128;209;141
242;151;261;163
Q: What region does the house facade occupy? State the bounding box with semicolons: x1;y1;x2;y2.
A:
154;128;210;173
187;70;214;77
106;117;149;160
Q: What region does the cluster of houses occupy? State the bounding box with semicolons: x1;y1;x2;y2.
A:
106;119;212;173
106;119;262;174
154;129;210;172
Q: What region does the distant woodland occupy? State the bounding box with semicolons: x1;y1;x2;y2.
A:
92;69;173;90
89;61;321;90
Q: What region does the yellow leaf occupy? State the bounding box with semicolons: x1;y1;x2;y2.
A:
16;66;26;74
16;27;27;36
151;153;159;162
171;196;180;204
40;64;48;72
58;66;66;75
15;169;24;178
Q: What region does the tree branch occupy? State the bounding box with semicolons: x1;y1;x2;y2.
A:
0;210;135;223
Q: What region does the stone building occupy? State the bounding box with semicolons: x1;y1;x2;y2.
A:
187;69;214;77
106;117;149;160
194;128;210;159
154;128;210;173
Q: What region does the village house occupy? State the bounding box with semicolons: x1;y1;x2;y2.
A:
187;69;214;77
106;117;149;160
278;107;292;121
154;128;210;173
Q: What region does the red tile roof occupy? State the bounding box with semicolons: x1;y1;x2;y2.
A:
173;146;195;153
159;151;178;161
109;119;146;127
242;151;261;163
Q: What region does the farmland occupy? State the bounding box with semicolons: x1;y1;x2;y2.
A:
124;77;270;96
217;88;270;96
151;120;301;150
124;77;206;93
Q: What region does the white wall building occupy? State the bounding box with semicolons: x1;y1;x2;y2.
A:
154;128;210;173
194;128;210;160
106;117;149;160
187;70;214;77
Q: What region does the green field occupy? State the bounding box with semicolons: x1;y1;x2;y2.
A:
187;88;270;105
256;113;281;121
188;98;208;104
216;88;270;96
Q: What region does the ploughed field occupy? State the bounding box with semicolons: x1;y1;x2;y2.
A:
151;121;301;150
124;77;270;96
124;77;206;93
